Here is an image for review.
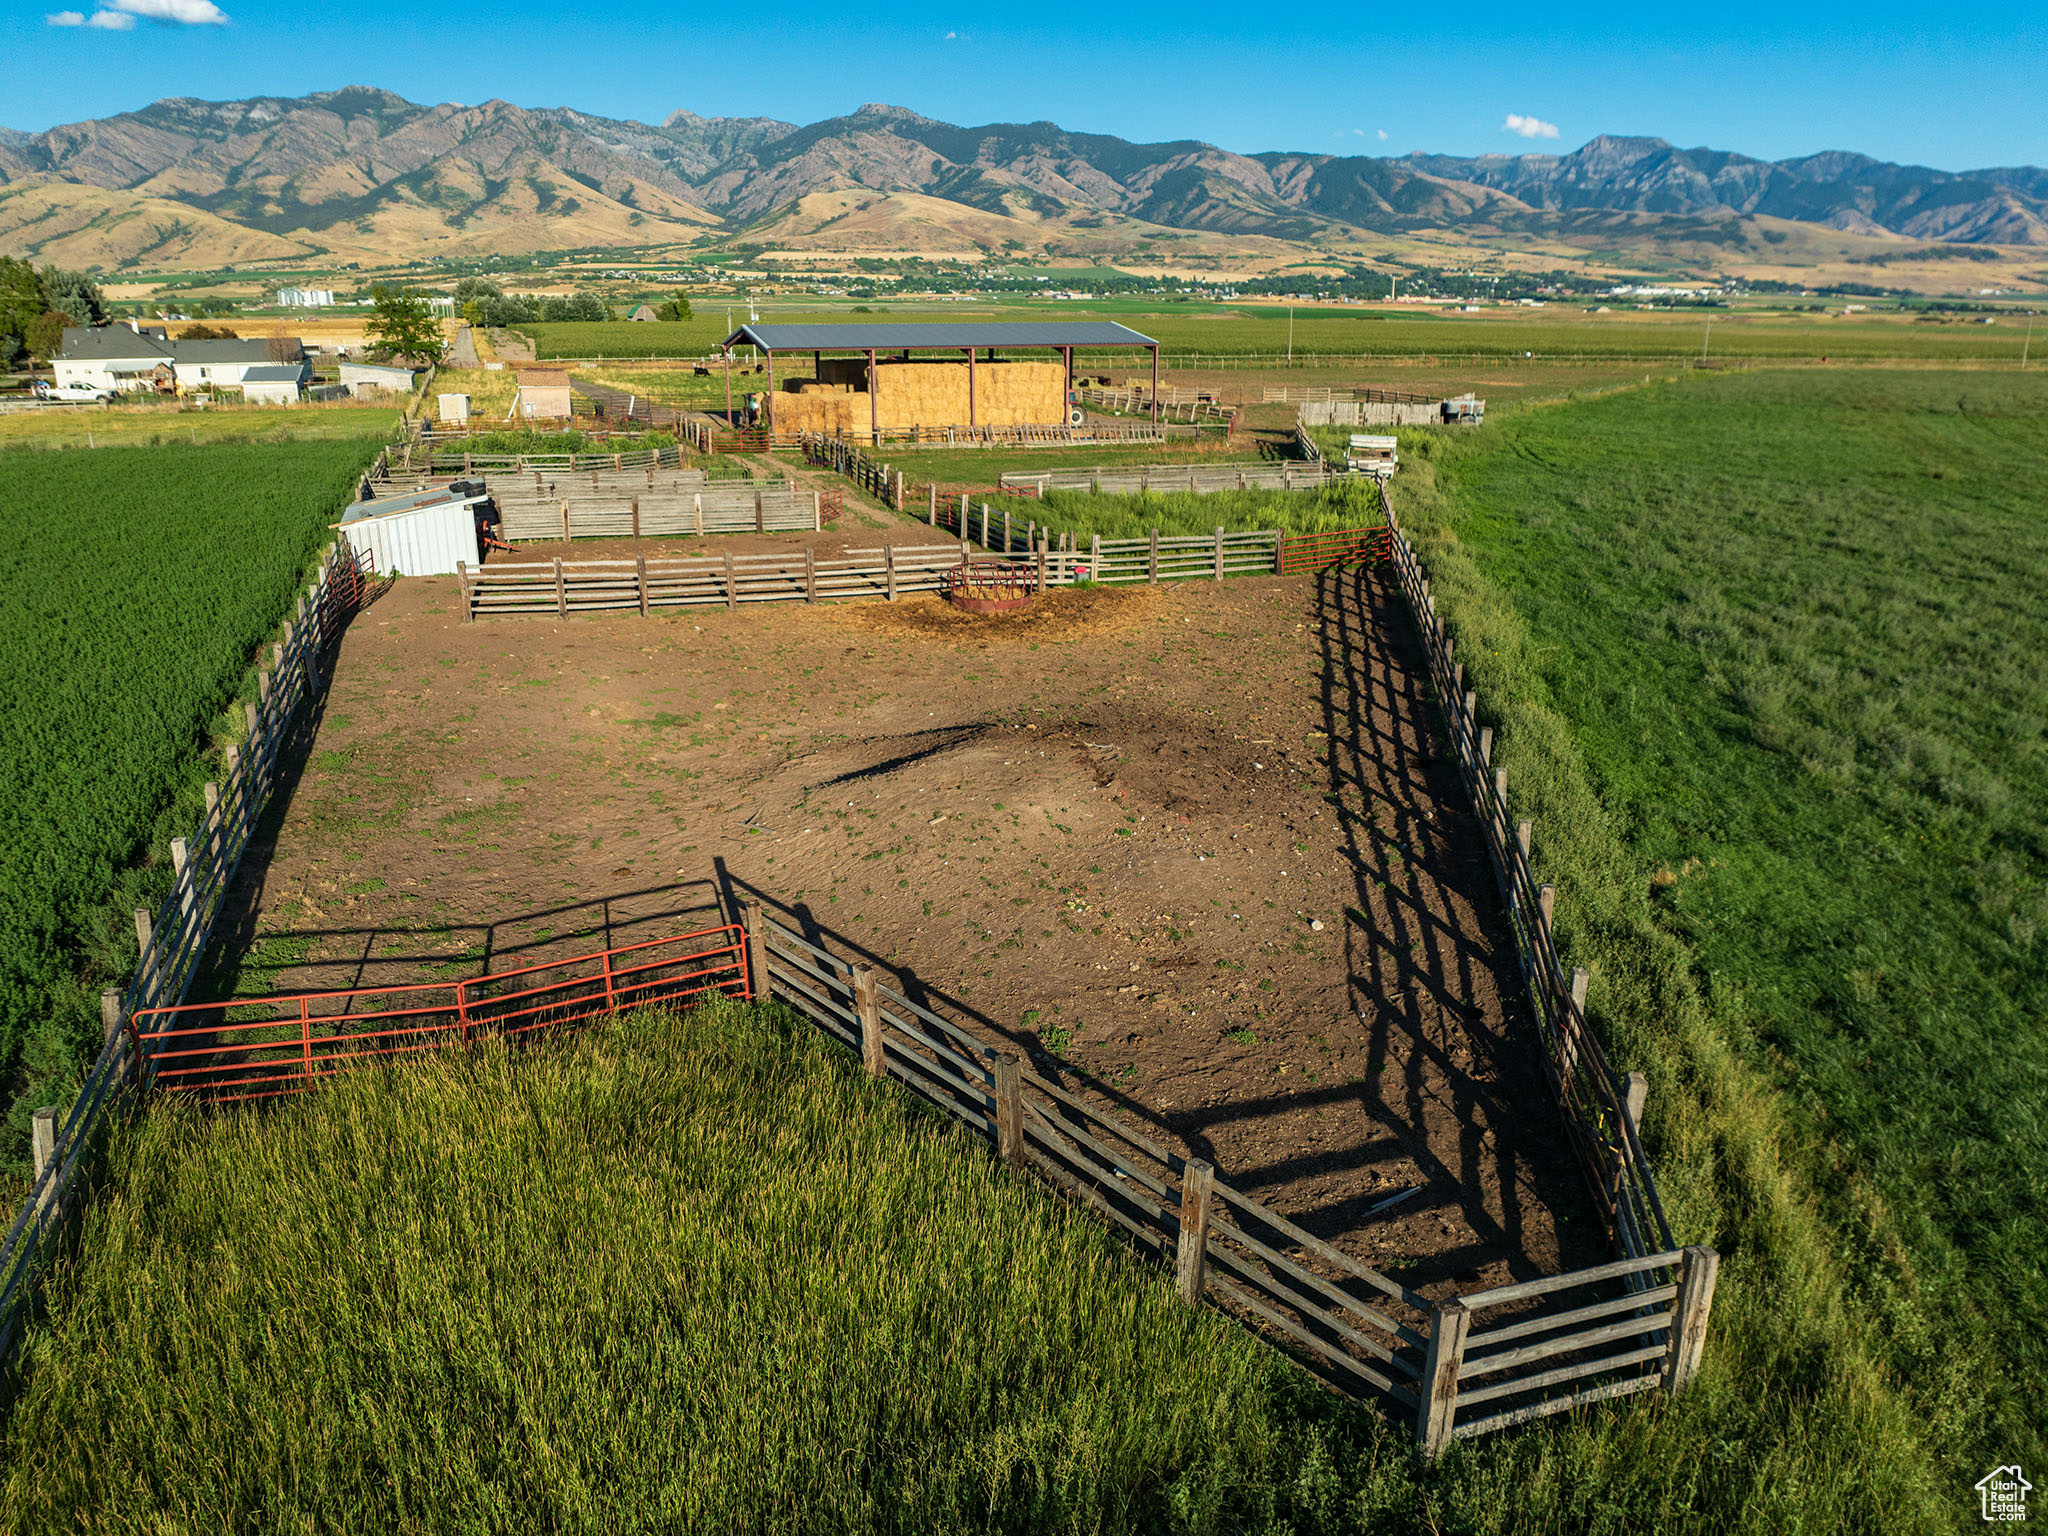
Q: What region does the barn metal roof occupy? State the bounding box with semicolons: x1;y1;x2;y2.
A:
721;321;1157;351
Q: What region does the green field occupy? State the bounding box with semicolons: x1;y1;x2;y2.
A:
0;438;382;1171
0;1002;1391;1531
1390;368;2048;1527
0;402;401;452
523;304;2031;364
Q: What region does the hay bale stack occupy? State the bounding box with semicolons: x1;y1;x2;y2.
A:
772;359;1066;432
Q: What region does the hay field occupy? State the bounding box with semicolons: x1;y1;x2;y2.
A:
1390;367;2048;1530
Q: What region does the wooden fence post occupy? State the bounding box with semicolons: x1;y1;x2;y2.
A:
885;544;898;602
928;483;937;525
631;496;641;538
1148;528;1160;583
805;546;817;603
1623;1071;1648;1136
742;901;772;1002
724;553;737;610
1035;534;1047;593
560;500;570;542
31;1107;57;1182
754;489;765;533
636;554;649;618
1089;531;1101;580
553;558;567;618
1416;1297;1472;1458
694;492;705;536
993;1050;1024;1165
1664;1247;1720;1393
457;560;473;622
853;965;885;1076
1175;1159;1215;1305
1214;525;1225;581
814;489;823;531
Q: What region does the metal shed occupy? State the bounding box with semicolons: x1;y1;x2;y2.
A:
338;485;487;576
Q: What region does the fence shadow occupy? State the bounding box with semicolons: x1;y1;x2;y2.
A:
1303;563;1603;1286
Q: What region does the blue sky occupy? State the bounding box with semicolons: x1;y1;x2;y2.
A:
6;1;2043;171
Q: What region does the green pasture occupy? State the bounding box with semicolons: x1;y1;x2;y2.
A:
1388;366;2048;1529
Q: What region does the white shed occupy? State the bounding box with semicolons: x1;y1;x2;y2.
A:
338;485;487;576
339;361;418;397
438;392;471;425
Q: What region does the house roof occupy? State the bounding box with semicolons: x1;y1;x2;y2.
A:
175;338;301;364
516;371;572;387
59;325;173;362
627;304;659;320
720;321;1158;352
340;361;415;377
239;364;306;383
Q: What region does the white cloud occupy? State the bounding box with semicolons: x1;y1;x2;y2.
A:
49;0;227;23
1377;129;1389;141
1503;113;1560;140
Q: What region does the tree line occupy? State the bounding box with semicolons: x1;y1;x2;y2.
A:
0;259;109;367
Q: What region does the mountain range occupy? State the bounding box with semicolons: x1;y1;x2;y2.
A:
2;87;2044;271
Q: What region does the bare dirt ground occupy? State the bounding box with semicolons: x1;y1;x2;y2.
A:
209;548;1604;1296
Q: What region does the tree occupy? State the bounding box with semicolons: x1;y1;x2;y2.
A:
656;296;693;322
367;285;446;366
265;328;301;363
0;257;43;365
454;276;502;306
37;266;107;328
24;310;67;362
180;323;238;341
538;291;607;323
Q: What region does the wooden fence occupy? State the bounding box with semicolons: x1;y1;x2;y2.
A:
0;536;371;1361
735;888;1715;1453
996;462;1333;496
1075;385;1234;423
1300;400;1444;427
1370;477;1715;1445
460;544;979;618
488;470;815;543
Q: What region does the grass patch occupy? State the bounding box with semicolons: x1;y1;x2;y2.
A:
3;1001;1395;1530
1385;365;2048;1528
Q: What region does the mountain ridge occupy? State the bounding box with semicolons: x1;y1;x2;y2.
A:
3;89;2045;267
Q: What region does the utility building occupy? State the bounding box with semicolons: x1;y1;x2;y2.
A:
719;321;1160;441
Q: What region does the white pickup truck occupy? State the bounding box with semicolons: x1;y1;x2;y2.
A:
31;380;115;403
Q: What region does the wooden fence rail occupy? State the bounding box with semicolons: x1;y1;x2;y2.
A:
996;462;1334;496
0;535;371;1361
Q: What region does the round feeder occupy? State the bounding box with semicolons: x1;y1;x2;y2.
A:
949;559;1040;614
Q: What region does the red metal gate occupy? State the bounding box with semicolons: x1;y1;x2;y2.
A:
128;924;750;1102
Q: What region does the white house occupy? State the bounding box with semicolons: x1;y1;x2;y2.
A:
52;324;173;393
170;337;305;392
53;326;306;395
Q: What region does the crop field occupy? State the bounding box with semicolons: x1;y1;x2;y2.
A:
1390;367;2048;1528
523;303;2030;364
0;437;382;1171
0;402;400;452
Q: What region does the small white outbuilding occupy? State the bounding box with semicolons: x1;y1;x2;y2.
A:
338;485;488;576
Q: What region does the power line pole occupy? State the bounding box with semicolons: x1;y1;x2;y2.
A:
1701;312;1712;365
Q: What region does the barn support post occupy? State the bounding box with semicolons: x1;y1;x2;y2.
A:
1150;345;1161;425
967;346;977;428
722;345;732;426
764;349;774;438
867;349;879;445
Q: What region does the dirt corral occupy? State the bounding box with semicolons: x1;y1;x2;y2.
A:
212;551;1603;1295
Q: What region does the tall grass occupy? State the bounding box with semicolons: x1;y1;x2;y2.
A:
0;1003;1395;1531
1383;367;2048;1530
1036;481;1386;541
